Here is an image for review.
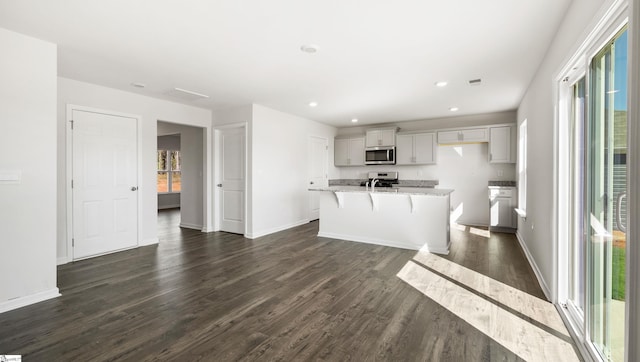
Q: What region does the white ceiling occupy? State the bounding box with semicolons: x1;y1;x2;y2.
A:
0;0;571;127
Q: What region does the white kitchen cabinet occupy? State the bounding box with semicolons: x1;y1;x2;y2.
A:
396;132;436;165
334;137;365;166
366;128;396;147
489;186;517;231
489;126;516;163
437;127;488;144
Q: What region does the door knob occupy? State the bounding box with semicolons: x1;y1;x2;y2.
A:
310;181;314;185
216;184;222;187
131;186;138;191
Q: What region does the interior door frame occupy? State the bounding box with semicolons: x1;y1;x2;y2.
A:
213;122;249;234
308;135;328;221
66;104;143;262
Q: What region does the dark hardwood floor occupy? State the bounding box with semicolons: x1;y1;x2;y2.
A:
0;209;564;361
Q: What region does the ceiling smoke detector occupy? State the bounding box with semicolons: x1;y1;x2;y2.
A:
468;78;482;86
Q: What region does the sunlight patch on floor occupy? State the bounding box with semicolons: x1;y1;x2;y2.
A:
397;260;579;361
412;251;568;337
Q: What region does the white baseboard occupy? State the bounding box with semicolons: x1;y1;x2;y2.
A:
180;223;203;230
139;237;159;246
0;288;61;314
515;232;552;301
57;256;70;265
245;219;309;239
317;231;450;254
201;226;215;232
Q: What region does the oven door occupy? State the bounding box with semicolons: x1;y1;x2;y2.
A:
365;147;395;165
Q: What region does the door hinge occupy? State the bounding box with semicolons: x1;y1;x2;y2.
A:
70;120;74;130
326;145;328;150
72;238;75;247
71;179;74;188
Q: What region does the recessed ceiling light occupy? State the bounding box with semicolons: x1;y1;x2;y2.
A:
131;82;146;88
309;101;318;107
351;118;359;123
449;107;459;112
435;81;448;87
300;44;319;53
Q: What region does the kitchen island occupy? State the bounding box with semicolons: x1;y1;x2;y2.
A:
309;186;453;254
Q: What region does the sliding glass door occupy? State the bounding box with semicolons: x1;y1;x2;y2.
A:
562;25;627;362
587;27;627;362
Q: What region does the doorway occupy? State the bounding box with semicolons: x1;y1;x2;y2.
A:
308;136;328;221
157;121;205;232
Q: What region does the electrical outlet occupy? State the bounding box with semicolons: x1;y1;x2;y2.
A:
497;170;504;177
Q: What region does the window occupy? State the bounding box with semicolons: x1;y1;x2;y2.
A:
516;120;527;216
157;150;181;193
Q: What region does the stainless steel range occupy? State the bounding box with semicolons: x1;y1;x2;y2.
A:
360;171;399;187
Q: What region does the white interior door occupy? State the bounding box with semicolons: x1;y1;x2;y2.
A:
308;136;328;221
72;109;138;259
219;127;245;234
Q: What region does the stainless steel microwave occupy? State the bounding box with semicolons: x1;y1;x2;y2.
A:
365;146;396;165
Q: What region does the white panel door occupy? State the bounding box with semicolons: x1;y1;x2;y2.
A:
72;109;138;259
219;127;245;234
308;136;328;220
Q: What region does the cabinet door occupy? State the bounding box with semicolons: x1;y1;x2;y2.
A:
349;138;366;166
334;138;350;166
461;128;489;142
380;129;396;146
489;126;512;163
490;196;514;228
414;133;436;164
365;130;381;147
437;130;461;144
396;134;414;164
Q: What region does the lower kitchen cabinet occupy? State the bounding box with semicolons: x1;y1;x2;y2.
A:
489;186;517;232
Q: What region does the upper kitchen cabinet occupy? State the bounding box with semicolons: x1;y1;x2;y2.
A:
489;125;516;163
397;132;437;165
437;128;489;144
365;128;397;147
335;137;365;166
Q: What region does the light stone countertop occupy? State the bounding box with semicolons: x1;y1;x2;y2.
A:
309;185;453;196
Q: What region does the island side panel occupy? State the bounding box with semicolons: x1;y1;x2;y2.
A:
317;191;450;254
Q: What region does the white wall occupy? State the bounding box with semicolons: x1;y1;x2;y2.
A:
516;0;613;298
0;28;59;311
57;78;212;262
249;104;338;237
337;111;517;226
178;126;204;229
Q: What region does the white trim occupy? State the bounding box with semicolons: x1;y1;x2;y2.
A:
139;238;159;246
179;222;203;230
515;232;551;301
0;288;61;314
245;219;309;239
317;231;450;254
66;104;142;262
626;1;639;361
56;256;70;266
